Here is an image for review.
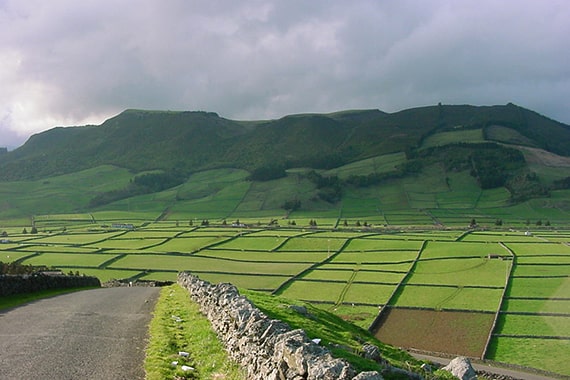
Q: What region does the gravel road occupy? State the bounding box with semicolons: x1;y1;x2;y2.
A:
0;287;160;379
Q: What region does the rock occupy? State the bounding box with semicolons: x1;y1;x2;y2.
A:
362;344;382;362
353;371;384;380
443;357;477;380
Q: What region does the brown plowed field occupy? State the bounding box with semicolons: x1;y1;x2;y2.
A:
374;307;495;358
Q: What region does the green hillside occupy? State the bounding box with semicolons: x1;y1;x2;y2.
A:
0;103;569;224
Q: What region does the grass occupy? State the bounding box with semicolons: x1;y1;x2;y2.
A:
408;258;509;287
502;298;570;314
2;221;569;375
22;252;120;267
507;277;568;298
421;129;485;148
242;289;425;375
393;285;503;312
0;287;97;311
495;314;570;336
488;337;570;376
280;281;347;303
331;250;419;263
110;254;312;275
145;284;245;380
420;241;504;259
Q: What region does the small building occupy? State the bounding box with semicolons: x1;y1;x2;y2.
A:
111;223;135;230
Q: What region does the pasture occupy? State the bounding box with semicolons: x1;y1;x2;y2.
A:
1;217;569;376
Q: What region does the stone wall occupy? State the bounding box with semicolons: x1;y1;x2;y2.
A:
178;272;386;380
0;273;101;297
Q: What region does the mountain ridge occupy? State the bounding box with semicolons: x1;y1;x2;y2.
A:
1;103;569;182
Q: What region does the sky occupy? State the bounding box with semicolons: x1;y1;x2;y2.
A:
1;0;569;149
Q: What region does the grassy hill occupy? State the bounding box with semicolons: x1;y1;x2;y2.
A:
1;103;570;224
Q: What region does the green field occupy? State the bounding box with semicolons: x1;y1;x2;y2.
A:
1;218;569;376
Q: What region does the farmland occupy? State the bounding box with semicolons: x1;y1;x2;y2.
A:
1;217;569;376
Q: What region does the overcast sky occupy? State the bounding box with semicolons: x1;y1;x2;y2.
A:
1;0;569;149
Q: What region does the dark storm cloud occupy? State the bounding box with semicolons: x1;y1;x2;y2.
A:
1;0;569;148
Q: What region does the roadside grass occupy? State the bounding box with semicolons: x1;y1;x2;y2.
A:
0;287;99;311
145;284;245;380
242;289;424;375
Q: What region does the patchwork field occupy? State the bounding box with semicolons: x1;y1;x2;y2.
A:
1;219;569;376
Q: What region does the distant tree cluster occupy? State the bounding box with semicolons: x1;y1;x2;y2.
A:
247;164;286;181
282;199;301;212
89;170;186;208
306;171;343;203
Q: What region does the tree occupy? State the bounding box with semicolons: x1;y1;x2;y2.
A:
22;228;28;234
30;226;38;234
282;199;301;212
1;231;7;237
495;219;503;226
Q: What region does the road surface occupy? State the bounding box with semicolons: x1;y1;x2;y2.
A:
0;287;160;379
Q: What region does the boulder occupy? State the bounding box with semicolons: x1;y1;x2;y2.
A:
442;357;477;380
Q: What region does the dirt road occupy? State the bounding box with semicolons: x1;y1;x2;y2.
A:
0;287;160;379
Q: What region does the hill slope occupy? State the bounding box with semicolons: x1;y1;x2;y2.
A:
1;103;569;181
1;103;570;222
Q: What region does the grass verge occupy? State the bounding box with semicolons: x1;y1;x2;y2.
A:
145;284;245;380
0;287;98;311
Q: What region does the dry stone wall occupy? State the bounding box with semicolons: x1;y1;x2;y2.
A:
0;273;100;296
177;272;386;380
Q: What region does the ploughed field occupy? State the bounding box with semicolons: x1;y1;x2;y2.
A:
1;220;569;377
